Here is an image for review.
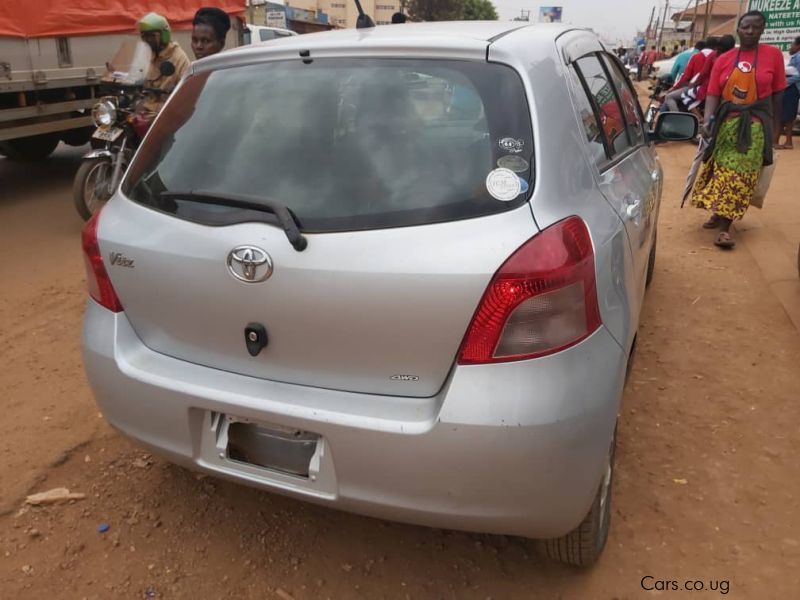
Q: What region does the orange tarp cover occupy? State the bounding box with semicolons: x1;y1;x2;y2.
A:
0;1;246;38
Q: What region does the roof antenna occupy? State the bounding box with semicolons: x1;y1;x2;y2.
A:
354;0;375;28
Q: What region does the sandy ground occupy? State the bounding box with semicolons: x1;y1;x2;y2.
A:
1;138;799;599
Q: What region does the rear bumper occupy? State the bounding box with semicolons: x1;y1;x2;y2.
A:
82;301;626;539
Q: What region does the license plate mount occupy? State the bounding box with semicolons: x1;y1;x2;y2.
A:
219;415;320;478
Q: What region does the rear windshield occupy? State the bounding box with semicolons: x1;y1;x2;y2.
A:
123;58;534;232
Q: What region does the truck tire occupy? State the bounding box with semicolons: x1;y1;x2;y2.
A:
73;157;113;221
0;134;59;161
540;424;616;567
61;125;94;147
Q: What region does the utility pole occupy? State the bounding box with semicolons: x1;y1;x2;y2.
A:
513;9;530;22
656;0;669;53
702;0;711;39
645;6;656;43
691;0;700;44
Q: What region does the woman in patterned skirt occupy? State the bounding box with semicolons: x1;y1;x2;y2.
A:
691;10;786;249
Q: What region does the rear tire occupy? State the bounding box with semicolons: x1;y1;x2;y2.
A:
0;134;59;161
73;157;113;221
645;230;657;288
540;424;616;567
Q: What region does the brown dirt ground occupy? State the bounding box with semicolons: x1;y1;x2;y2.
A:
1;133;799;599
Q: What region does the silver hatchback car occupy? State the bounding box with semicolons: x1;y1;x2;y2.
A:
81;22;695;566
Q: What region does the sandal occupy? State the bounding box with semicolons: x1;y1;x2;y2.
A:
703;214;721;229
714;231;736;249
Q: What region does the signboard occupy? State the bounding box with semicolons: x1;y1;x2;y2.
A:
286;6;316;24
748;0;800;50
266;9;287;29
538;6;563;23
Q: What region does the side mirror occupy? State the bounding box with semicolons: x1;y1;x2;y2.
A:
159;61;176;77
652;112;698;142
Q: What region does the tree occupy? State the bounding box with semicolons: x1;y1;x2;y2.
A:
406;0;464;21
462;0;498;20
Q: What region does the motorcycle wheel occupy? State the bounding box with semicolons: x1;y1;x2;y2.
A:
73;157;114;221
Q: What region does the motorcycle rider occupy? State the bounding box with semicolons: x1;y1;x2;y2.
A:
191;7;232;60
138;12;190;97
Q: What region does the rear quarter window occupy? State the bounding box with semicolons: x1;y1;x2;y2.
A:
123;58;535;232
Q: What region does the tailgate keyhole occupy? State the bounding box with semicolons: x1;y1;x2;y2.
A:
244;323;268;357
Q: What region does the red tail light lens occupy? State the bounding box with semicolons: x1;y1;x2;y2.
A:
81;210;123;313
458;216;601;364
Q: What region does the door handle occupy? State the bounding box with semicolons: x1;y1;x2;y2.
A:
625;196;642;222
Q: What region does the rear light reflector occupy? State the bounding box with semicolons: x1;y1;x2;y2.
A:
81;210;123;313
458;216;601;364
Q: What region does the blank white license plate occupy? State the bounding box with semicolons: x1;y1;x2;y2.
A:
92;127;123;142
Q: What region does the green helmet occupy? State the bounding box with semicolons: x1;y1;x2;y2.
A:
138;12;171;45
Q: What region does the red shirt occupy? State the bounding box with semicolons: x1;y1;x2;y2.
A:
708;44;786;99
694;51;720;102
675;49;712;87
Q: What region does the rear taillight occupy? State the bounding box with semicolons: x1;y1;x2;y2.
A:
458;216;601;365
81;210;123;312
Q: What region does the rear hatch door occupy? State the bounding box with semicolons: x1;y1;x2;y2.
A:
104;54;537;397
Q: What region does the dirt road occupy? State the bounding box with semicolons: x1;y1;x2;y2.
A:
1;142;799;599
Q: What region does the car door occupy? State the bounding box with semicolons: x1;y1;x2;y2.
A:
571;52;659;313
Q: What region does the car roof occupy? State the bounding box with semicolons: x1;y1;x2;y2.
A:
195;21;584;71
248;24;294;33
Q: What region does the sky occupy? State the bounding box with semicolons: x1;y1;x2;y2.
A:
494;0;671;45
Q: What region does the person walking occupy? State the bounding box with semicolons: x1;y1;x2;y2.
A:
644;45;658;78
691;11;786;249
637;47;647;81
775;36;800;149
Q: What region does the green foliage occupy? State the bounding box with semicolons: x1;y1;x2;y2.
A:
462;0;498;21
406;0;464;21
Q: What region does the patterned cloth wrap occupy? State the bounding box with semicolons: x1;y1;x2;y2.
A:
691;117;764;220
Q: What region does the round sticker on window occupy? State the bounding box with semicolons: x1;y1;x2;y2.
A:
518;177;529;195
497;155;529;173
486;168;521;202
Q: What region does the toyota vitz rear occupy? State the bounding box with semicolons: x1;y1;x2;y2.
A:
81;22;696;566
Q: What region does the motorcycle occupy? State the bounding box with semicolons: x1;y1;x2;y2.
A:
644;73;705;138
73;40;175;220
644;74;674;125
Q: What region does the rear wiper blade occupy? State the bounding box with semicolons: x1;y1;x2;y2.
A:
160;190;307;252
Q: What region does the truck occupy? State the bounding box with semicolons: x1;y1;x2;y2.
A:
0;0;245;160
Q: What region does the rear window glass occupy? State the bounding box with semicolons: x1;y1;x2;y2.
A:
122;58;534;232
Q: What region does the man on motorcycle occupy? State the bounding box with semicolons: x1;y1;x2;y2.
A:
660;40;710;113
138;12;190;96
678;35;735;113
